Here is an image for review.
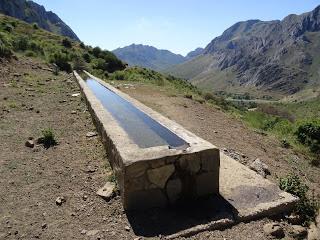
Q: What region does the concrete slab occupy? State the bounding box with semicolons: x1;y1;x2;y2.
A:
219;153;298;221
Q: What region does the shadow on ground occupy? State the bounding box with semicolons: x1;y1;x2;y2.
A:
126;194;236;237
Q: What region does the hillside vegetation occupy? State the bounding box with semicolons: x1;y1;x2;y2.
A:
0;14;125;75
0;0;79;40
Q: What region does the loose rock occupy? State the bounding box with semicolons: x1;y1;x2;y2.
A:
263;222;285;238
86;131;98;138
249;158;270;178
55;196;65;206
124;226;130;231
308;223;320;240
290;225;307;238
96;182;115;201
86;230;99;236
25;140;35;148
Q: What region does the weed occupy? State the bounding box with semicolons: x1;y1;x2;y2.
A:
280;174;319;225
39;128;57;148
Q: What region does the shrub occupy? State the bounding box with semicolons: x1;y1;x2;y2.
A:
49;51;72;72
32;23;39;29
82;53;91;63
295;120;320;153
113;71;125;80
4;23;14;32
14;37;29;51
79;42;85;49
25;50;36;57
39;128;57;148
62;38;72;48
203;92;215;101
92;46;102;58
280;174;319;225
0;41;12;58
73;57;87;71
28;41;44;55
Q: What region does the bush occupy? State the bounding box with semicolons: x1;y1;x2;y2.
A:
0;41;12;58
79;42;85;49
62;38;72;48
25;50;36;57
39;128;57;148
73;57;87;71
32;23;39;29
49;51;72;72
14;37;29;51
82;53;91;63
280;174;319;225
29;41;43;55
203;92;215;101
295;120;320;153
92;46;102;58
4;23;14;32
113;71;125;80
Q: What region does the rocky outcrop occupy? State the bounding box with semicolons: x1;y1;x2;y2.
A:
0;0;79;41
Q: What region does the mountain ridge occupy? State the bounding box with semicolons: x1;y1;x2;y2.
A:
0;0;79;41
113;44;203;71
167;5;320;96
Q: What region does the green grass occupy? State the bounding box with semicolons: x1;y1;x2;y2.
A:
239;99;320;164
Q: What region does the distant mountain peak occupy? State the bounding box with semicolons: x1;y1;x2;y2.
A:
113;44;202;71
0;0;79;41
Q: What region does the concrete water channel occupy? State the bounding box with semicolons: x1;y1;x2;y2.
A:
74;71;298;237
74;71;220;210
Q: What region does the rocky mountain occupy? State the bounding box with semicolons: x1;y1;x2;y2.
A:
168;5;320;96
113;44;203;71
0;0;79;41
113;44;186;71
186;47;204;59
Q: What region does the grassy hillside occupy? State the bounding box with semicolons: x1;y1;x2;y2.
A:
0;14;125;76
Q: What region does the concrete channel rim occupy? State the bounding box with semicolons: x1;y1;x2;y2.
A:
76;71;219;165
83;77;189;149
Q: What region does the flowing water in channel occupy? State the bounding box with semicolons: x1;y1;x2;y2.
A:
85;78;188;149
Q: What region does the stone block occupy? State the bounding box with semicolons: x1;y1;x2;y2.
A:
147;164;175;188
196;172;219;196
166;178;182;203
201;149;220;172
179;154;201;174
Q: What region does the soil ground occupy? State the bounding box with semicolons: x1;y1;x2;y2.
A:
0;57;319;239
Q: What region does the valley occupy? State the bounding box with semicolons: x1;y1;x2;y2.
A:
0;1;319;239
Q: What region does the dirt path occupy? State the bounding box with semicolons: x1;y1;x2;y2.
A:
0;60;318;240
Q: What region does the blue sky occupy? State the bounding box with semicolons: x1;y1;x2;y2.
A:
32;0;320;55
